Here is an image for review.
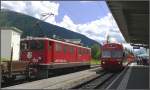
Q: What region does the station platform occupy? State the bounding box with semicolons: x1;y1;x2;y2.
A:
107;62;149;89
2;67;101;89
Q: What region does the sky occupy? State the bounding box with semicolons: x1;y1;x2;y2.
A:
1;1;136;50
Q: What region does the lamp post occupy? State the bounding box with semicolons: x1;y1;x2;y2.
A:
0;52;1;88
0;28;2;88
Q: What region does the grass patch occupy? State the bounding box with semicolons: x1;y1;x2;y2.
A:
0;57;10;61
90;59;101;65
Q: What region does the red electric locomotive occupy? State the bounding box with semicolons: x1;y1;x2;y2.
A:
100;43;126;71
20;37;91;78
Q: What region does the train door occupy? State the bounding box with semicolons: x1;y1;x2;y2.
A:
75;47;78;62
46;41;53;63
77;48;82;62
64;45;68;62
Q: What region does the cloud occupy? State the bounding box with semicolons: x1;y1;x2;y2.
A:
1;1;59;22
55;13;125;44
1;1;125;45
57;15;77;32
1;1;26;13
79;1;98;3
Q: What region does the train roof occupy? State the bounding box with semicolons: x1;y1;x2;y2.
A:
102;43;123;49
21;37;91;50
103;43;123;46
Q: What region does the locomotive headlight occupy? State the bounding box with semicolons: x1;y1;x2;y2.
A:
102;61;105;64
27;52;32;59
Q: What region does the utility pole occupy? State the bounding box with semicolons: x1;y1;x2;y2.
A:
0;52;1;88
0;27;1;88
9;47;13;78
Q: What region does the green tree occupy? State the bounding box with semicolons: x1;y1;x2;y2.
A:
91;44;101;60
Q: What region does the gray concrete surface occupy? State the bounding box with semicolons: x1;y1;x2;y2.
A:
107;63;149;89
2;67;101;89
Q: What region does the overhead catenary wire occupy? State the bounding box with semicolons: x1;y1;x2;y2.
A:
32;12;55;37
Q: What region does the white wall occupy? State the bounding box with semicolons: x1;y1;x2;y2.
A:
11;31;21;60
1;30;12;60
1;29;21;61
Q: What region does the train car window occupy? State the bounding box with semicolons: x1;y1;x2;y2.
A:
84;49;87;54
87;49;89;54
85;49;87;54
64;45;67;53
79;48;82;55
83;49;86;55
55;43;58;51
78;48;80;54
79;49;81;55
82;49;84;55
30;40;44;50
102;50;111;58
86;49;88;54
81;49;83;55
55;43;62;52
85;50;87;54
70;47;74;54
68;46;71;53
112;51;123;58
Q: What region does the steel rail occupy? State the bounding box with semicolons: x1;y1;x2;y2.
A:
72;71;116;89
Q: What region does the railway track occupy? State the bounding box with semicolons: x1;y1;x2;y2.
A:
72;71;119;89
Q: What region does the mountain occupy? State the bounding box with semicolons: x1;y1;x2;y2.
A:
0;9;101;47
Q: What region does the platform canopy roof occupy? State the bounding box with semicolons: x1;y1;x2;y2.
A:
106;1;149;48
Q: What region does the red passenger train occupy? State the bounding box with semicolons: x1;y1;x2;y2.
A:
20;37;91;78
100;43;127;71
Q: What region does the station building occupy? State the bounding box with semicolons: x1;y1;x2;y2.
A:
0;27;22;61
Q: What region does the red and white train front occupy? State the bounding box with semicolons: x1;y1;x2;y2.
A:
101;43;124;71
20;40;46;64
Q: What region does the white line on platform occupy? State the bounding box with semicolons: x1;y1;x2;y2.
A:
129;62;137;66
129;62;149;68
116;66;132;90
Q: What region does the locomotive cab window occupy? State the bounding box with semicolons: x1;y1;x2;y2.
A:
55;43;62;52
102;50;111;58
112;50;123;58
78;48;82;55
30;40;44;50
102;50;123;58
20;41;29;51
